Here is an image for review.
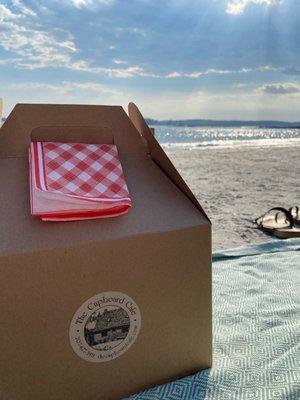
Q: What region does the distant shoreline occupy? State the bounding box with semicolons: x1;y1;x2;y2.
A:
2;117;299;130
146;118;300;129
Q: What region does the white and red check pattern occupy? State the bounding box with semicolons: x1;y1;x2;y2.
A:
34;142;130;201
29;141;132;221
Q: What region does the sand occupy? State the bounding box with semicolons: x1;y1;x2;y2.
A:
166;145;300;251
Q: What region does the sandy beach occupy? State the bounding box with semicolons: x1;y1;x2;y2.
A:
166;145;300;251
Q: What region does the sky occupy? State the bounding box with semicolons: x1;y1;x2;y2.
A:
1;0;300;120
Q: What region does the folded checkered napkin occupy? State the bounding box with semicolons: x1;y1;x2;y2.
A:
29;142;131;221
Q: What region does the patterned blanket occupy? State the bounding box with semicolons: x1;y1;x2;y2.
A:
128;239;300;400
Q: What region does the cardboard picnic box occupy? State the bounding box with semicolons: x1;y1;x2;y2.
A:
0;103;212;400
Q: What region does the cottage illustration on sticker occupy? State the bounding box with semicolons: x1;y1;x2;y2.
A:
69;292;141;362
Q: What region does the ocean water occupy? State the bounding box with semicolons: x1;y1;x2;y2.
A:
153;125;300;149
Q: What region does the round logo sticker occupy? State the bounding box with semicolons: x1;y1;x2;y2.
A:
69;291;141;363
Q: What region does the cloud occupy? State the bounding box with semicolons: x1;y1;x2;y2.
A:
7;81;122;96
165;65;277;78
12;0;37;17
0;2;293;88
2;80;128;115
104;66;159;78
226;0;283;15
113;59;127;65
0;3;154;77
0;4;284;85
258;83;300;94
0;55;280;79
128;89;300;120
69;0;114;8
0;4;89;71
0;23;80;70
165;72;182;78
0;4;20;22
2;80;300;120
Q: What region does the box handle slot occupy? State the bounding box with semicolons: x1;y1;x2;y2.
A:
30;125;115;144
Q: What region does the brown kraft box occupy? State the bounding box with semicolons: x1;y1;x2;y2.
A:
0;102;212;400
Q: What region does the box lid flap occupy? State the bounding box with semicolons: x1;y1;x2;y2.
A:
128;103;210;221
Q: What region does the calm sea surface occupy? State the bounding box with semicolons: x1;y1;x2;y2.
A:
153;126;300;149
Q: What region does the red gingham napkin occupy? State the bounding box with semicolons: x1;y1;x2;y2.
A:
29;142;131;221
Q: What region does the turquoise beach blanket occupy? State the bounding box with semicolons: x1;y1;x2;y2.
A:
128;239;300;400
